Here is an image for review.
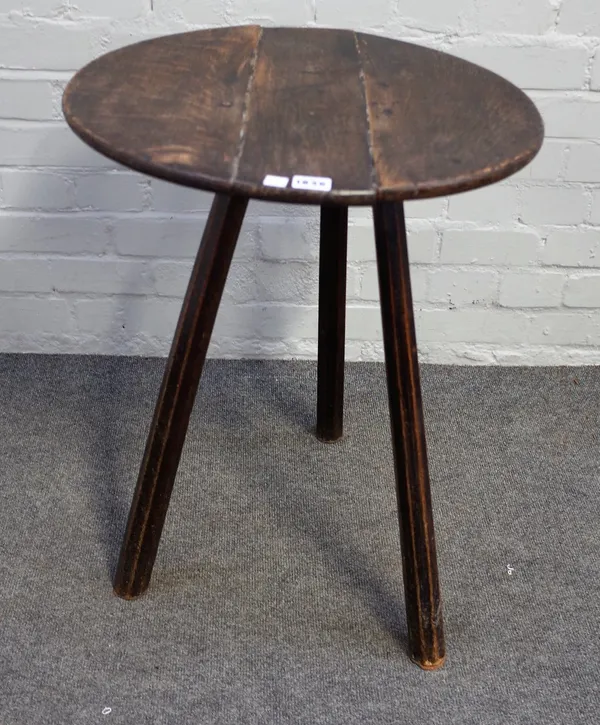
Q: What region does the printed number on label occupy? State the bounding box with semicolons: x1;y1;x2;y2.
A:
291;175;333;192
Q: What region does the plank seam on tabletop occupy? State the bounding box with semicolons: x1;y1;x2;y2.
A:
354;32;379;194
230;27;264;185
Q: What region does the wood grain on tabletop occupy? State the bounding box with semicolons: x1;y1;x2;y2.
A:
63;26;544;205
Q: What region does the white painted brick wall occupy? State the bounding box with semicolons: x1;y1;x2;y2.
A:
429;269;499;306
447;184;519;223
544;229;600;266
592;191;600;223
450;42;589;89
74;172;147;212
559;0;600;36
521;186;588;225
592;51;600;89
564;274;600;306
523;140;567;180
565;143;600;181
1;1;600;364
499;271;566;307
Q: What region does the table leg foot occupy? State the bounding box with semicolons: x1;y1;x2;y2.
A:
113;194;249;600
373;200;446;669
413;654;447;671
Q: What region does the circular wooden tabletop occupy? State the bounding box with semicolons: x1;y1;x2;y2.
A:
63;26;544;206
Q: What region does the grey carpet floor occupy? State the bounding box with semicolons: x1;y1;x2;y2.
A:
1;355;599;725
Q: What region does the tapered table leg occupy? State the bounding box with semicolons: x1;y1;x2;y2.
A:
113;194;248;600
373;200;446;670
317;205;348;443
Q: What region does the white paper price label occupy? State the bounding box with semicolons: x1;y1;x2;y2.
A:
263;175;290;188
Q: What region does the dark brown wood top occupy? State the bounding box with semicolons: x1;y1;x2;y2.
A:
63;27;543;205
